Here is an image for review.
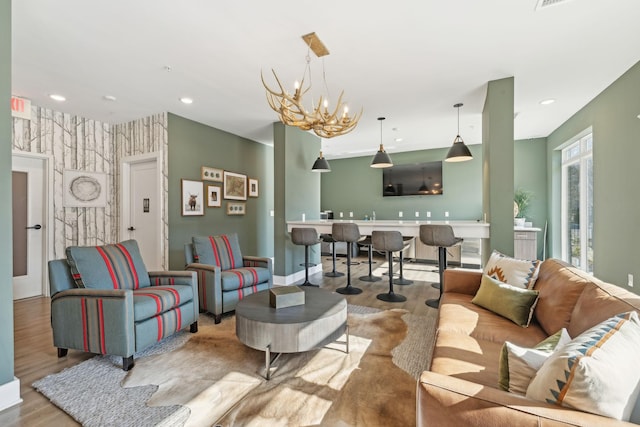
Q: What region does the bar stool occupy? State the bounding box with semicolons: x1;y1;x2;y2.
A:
372;230;406;303
420;224;463;308
393;236;414;286
332;223;363;295
320;234;345;278
291;227;321;287
359;236;381;282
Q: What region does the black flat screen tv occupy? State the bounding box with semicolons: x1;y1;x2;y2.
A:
382;161;443;197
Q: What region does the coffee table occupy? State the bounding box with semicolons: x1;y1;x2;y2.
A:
235;286;348;379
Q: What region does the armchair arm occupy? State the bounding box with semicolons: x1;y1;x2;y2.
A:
243;256;273;288
417;371;630;427
51;288;135;358
148;270;199;322
185;263;222;314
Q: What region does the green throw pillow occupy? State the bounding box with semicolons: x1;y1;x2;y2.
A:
498;328;571;394
471;274;540;327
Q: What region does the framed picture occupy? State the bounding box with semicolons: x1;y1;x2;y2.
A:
201;166;223;182
63;169;108;207
223;171;247;200
181;179;204;216
207;185;221;207
226;202;246;215
248;178;259;198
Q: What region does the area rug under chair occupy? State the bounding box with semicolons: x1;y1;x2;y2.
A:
33;305;436;426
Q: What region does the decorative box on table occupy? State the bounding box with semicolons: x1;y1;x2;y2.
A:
269;286;305;309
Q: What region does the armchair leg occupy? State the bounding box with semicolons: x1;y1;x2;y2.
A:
190;321;198;333
123;356;135;371
214;314;222;324
57;348;68;358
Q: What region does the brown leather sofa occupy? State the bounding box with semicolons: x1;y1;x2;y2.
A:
417;258;640;426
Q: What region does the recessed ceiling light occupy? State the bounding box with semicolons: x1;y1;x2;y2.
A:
637;114;640;119
103;95;117;101
394;138;403;142
539;98;556;105
49;94;66;102
179;97;193;104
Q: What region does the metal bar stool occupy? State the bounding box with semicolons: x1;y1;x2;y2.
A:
291;227;321;287
332;223;363;295
419;224;463;308
372;230;406;303
393;236;414;285
320;234;345;278
359;236;381;282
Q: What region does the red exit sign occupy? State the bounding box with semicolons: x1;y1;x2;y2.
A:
11;96;31;120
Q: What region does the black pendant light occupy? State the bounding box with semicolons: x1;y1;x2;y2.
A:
418;169;429;194
370;117;393;168
311;151;331;172
445;103;473;162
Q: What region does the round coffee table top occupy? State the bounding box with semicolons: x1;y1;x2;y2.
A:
235;287;347;353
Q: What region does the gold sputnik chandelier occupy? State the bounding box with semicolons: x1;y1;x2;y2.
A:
261;32;362;139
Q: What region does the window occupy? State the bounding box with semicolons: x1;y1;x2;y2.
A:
561;132;593;273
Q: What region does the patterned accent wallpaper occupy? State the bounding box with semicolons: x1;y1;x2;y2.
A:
12;107;169;268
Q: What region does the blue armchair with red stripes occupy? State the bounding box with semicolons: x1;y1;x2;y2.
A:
48;239;198;371
184;233;272;324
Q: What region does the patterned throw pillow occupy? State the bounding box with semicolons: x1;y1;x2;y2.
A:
499;328;571;394
526;311;640;421
66;240;150;290
471;274;540;327
483;250;541;289
192;233;244;270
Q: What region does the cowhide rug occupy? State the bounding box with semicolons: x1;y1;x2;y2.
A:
123;308;417;426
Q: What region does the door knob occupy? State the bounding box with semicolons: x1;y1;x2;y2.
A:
128;226;135;231
26;224;42;230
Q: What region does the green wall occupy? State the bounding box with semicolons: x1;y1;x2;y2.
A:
273;123;322;276
167;114;274;270
482;78;515;261
0;0;14;387
514;138;548;259
547;60;640;289
321;145;483;221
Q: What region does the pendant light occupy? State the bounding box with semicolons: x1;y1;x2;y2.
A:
445;103;473;162
370;117;393;168
311;151;331;172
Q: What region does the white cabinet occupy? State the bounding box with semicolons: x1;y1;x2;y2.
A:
514;228;540;260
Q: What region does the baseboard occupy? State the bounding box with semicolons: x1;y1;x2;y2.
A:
0;377;22;412
273;265;323;286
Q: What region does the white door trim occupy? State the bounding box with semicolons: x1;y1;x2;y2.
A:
120;152;163;267
12;151;53;297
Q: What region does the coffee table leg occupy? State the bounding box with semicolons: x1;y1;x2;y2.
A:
265;345;271;380
346;324;350;354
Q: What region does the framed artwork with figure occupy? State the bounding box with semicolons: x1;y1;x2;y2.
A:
181;179;204;216
207;185;221;207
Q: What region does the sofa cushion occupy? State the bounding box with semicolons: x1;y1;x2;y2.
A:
526;311;640;421
498;328;571;394
220;267;271;292
192;234;244;270
483;250;541;289
532;259;592;336
472;275;540;327
133;285;194;322
439;292;547;346
66;240;150;290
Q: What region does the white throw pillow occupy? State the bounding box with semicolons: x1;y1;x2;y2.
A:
526;311;640;421
499;329;571;394
483;250;541;289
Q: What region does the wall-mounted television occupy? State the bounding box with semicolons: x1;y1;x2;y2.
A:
382;161;443;197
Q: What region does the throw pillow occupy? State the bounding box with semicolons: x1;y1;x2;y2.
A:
498;328;571;394
66;239;150;290
471;274;540;327
526;311;640;421
483;250;541;289
192;233;244;270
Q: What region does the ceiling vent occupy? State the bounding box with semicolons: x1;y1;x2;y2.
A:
535;0;573;10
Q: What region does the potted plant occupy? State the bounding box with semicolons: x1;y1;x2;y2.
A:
514;188;533;227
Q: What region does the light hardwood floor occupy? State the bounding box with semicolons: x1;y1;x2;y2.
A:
0;253;446;426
